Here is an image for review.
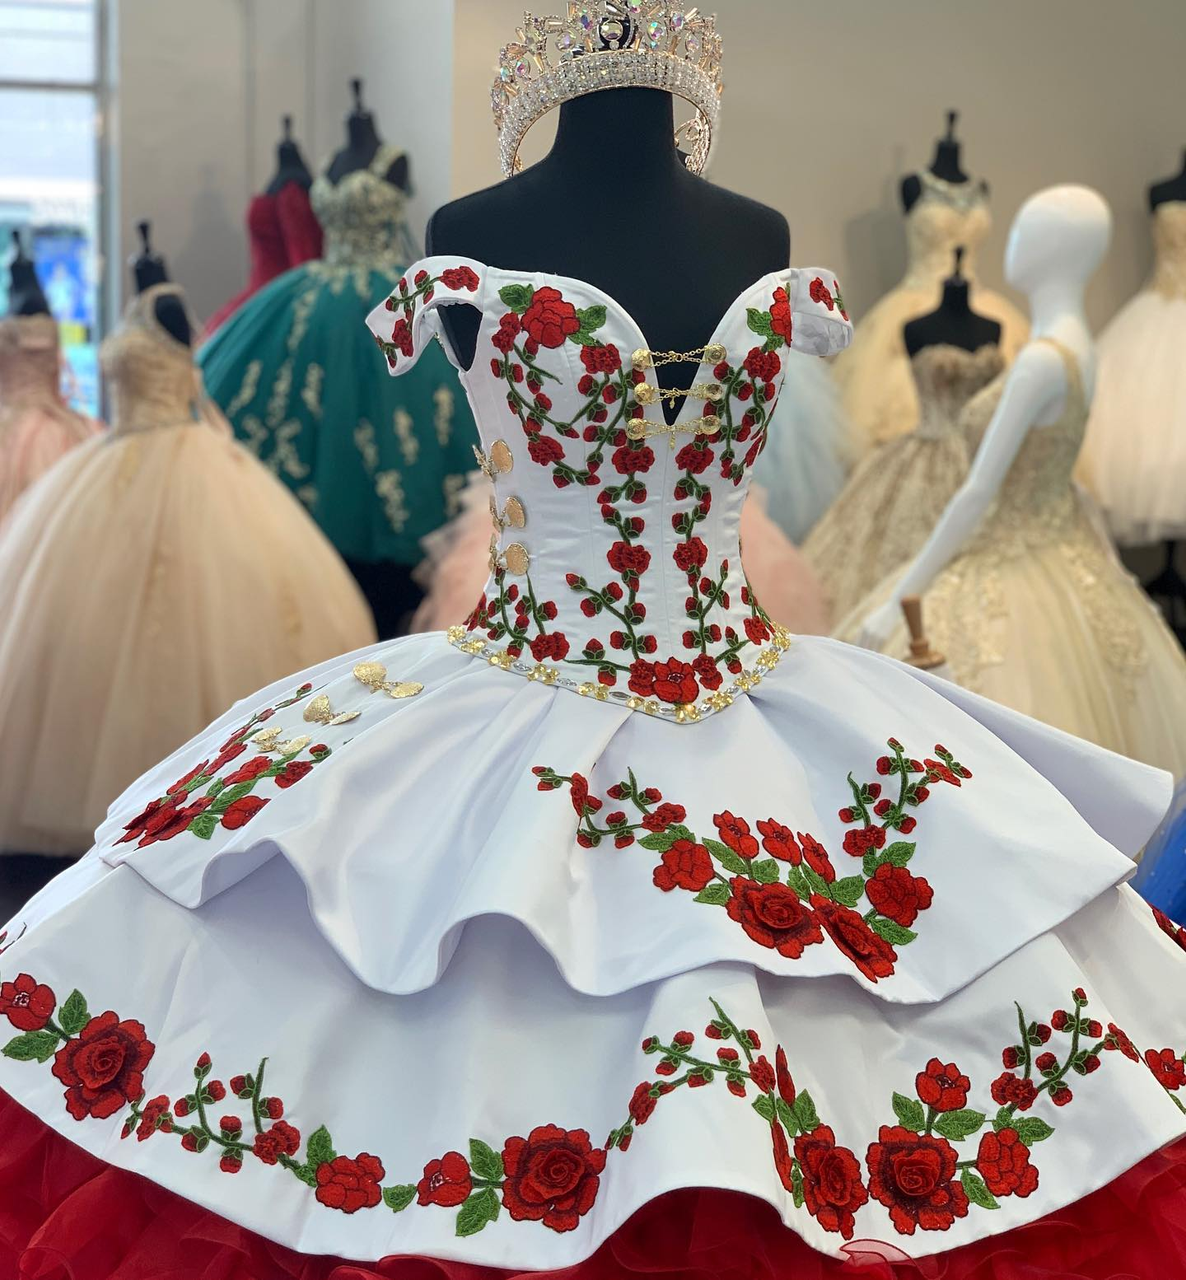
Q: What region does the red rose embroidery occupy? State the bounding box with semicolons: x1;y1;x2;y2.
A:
692;654;723;690
676;442;714;474
1104;1023;1139;1061
528;436;565;466
441;265;480;292
976;1128;1038;1198
630;659;699;704
52;1011;156;1121
222;757;272;786
756;819;798;863
812;896;897;981
417;1151;473;1207
221;796;269;831
167;761;209;796
915;1059;970;1113
653;840;715;892
809;277;835;311
628;1082;659;1127
608;541;652;578
714;811;760;859
795;1124;869;1240
275;760;314;790
842;825;887;858
865;864;934;928
0;973;56;1032
744;616;770;645
568;774;601;818
990;1072;1038;1110
135;1094;173;1142
521;287;581;349
252;1120;302;1165
315;1152;385;1214
744;348;782;383
727;879;824;958
673;538;708;572
500;1125;606;1233
580;343;622;373
641;802;687;832
530;633;571;663
750;1055;776;1093
865;1126;968;1235
390;318;414;357
797;833;836;883
1145;1048;1186;1091
771;1118;795;1192
770;286;794;345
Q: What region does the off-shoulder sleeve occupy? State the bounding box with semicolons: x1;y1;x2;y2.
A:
364;256;486;375
276;182;324;267
788;269;853;357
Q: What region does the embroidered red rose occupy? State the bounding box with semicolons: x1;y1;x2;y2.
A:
613;444;654;474
771;1118;795;1192
390;318;414;357
1104;1023;1139;1061
809;277;835;311
744;348;782;383
492;314;520;354
275;760;314;790
0;973;56;1032
521;287;581;349
924;759;963;787
757;819;798;862
714;811;760;859
500;1125;606;1233
989;1072;1038;1110
776;1045;796;1106
608;541;652;577
528;436;565;466
770;286;794;345
641;802;686;832
842;825;887;858
653;840;715;892
976;1128;1038;1198
865;1126;968;1235
632;659;699;704
795;1124;869;1239
1153;906;1186;953
252;1120;301;1164
915;1059;970;1113
221;796;269;831
812;896;897;981
315;1152;385;1214
750;1055;776;1094
692;654;722;690
727;879;824;958
1145;1048;1186;1091
865;864;934;928
797;833;836;883
676;442;714;474
744;616;771;645
135;1094;173;1142
207;742;248;775
167;761;209;796
52;1011;155;1121
629;1082;658;1125
674;538;709;572
441;265;480;292
530;633;571;663
581;343;622;373
417;1151;473;1207
222;757;272;786
569;774;601;818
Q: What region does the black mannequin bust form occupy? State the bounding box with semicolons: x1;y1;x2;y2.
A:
901;111;979;214
1149;150;1186;211
131;221;191;347
427;87;789;424
903;248;1001;357
6;231;51;318
267;116;314;196
325;79;410;191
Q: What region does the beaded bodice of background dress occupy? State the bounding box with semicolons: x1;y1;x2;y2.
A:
368;257;851;720
1151;201;1186;299
311;145;417;270
0;314;62;425
101;286;204;436
911;341;1004;441
902;172;992;288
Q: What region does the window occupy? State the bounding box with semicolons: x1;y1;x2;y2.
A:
0;0;102;414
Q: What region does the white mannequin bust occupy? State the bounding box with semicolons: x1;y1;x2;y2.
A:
856;184;1112;652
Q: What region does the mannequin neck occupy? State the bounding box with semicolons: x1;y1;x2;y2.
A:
930;139;968;184
940;279;972;314
547;89;684;183
348;113;380;151
1025;277;1088;339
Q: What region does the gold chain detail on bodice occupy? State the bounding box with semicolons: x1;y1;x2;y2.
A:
0;314;61;417
903;173;992;289
311;144;414;269
1151;201;1186;300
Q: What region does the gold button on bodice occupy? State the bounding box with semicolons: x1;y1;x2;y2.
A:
503;543;531;575
490;439;514;474
503;496;527;528
704;343;727;364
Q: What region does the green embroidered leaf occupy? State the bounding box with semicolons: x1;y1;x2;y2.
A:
831;876;866;908
211;781;257;815
1013;1117;1055;1145
639;832;676;853
870;917;918;946
960;1168;1001;1211
751;859;781;885
577;305;607;333
291;1163;318;1187
791;1160;805;1209
667;824;696;843
498;283;534;313
189;813;218;841
752;1094;776;1122
800;865;831;898
207;778;227;798
2;1031;59;1063
933;1109;987;1142
305;1126;337;1169
862;852;880;878
784;865;812;902
570;329;600;347
468;1138;504;1183
694;883;732;907
775;1098;797;1132
992;1106;1015;1132
885;842;916;867
792;1090;820;1134
58;990;89;1036
383;1184;417;1213
891;1092;926;1132
456;1187;501;1237
747;307;775;338
705;839;749;875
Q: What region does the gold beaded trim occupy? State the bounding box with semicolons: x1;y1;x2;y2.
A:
626;416;721;446
632;344;727;370
444;624;792;725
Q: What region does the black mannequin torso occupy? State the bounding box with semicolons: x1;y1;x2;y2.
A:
901;111;977;214
325;79;410;191
131;222;191;347
903;248;1000;356
267;116;313;196
1149;150;1186;211
427;88;789;423
6;231;50;318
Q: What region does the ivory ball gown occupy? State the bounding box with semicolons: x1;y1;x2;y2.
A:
833;173;1029;451
0;313;98;522
2;264;1186;1280
1079;200;1186;545
0;285;375;856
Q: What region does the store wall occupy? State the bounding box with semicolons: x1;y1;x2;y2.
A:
112;0;454;322
452;0;1185;329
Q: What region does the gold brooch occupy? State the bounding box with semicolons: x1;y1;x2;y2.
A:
353;661;424;700
304;694;361;727
250;729;312;755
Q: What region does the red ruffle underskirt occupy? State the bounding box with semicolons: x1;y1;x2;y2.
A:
3;1088;1185;1280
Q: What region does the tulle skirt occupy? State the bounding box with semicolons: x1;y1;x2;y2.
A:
1078;291;1186;545
0;403;99;525
0;423;376;856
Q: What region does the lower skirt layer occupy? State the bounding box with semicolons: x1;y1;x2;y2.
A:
3;1089;1185;1280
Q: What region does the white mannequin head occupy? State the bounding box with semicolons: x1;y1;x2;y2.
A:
1004;185;1111;294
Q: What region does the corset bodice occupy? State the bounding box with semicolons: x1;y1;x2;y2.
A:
903;172;992;288
311;145;414;269
910;343;1004;441
368;257;851;721
1152;201;1186;299
0;314;61;415
101;285;203;435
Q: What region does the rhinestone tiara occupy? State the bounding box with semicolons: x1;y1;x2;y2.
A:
492;3;724;178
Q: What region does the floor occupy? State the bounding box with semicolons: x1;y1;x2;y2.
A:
0;855;63;923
